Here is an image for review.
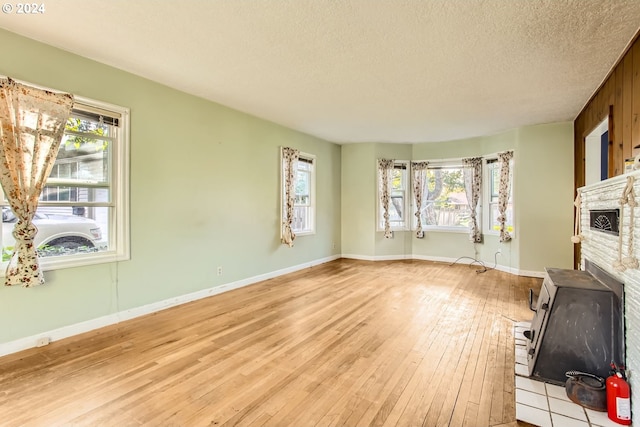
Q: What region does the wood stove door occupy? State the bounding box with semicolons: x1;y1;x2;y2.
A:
526;282;551;366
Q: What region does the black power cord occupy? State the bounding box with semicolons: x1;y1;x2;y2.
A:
448;251;500;274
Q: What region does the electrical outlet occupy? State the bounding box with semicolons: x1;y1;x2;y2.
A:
217;266;223;276
497;247;502;254
36;337;50;347
332;242;336;249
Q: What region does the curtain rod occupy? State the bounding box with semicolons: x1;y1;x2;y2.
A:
413;150;514;164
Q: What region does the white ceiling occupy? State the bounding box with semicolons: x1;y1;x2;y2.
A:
1;0;639;144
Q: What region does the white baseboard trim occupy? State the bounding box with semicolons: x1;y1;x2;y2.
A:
342;253;545;278
0;254;340;358
340;254;375;261
411;254;545;277
512;269;546;279
341;254;413;261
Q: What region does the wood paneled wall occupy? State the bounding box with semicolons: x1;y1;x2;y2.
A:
573;31;640;268
575;32;640;187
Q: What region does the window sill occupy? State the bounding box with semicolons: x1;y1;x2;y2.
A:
0;251;129;277
294;230;316;237
485;231;516;239
422;227;469;234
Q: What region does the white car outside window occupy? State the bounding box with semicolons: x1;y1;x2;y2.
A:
2;208;102;258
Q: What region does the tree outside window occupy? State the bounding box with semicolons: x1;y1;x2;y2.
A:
422;167;471;229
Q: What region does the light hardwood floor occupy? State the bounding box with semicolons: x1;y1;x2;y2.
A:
0;259;541;427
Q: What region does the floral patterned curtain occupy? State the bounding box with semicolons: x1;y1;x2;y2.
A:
378;159;394;238
0;78;73;287
281;146;299;247
462;157;483;243
497;150;514;242
411;161;429;238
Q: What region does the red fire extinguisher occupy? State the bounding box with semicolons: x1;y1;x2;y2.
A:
607;363;631;425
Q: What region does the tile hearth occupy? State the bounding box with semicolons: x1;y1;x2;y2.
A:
514;322;626;427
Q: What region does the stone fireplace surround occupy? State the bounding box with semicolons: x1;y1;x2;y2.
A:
514;170;639;426
579;169;639;415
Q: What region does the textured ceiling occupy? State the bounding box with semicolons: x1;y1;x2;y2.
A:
0;0;639;143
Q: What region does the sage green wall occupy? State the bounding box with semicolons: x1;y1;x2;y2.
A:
340;123;574;274
341;143;414;258
516;123;574;272
0;29;341;344
341;143;376;257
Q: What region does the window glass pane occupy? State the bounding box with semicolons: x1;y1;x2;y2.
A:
389;192;404;222
65;116;112;139
422;167;470;228
40;186;110;203
41;186;77;202
60;117;111;184
490;164;500;200
294;195;309;205
391;169;404;190
57;140;109;183
37;112;112;207
295;170;311;204
293;206;310;232
297;160;310;172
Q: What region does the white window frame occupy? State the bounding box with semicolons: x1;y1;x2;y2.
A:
377;160;410;232
484;157;515;237
420;160;474;234
281;151;316;236
0;94;130;274
294;153;316;236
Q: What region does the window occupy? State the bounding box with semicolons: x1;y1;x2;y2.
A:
293;155;315;234
420;163;472;231
283;153;315;235
1;96;130;269
375;156;514;238
486;158;515;235
378;161;409;230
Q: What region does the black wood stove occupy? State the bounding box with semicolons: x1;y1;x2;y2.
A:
525;260;625;385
